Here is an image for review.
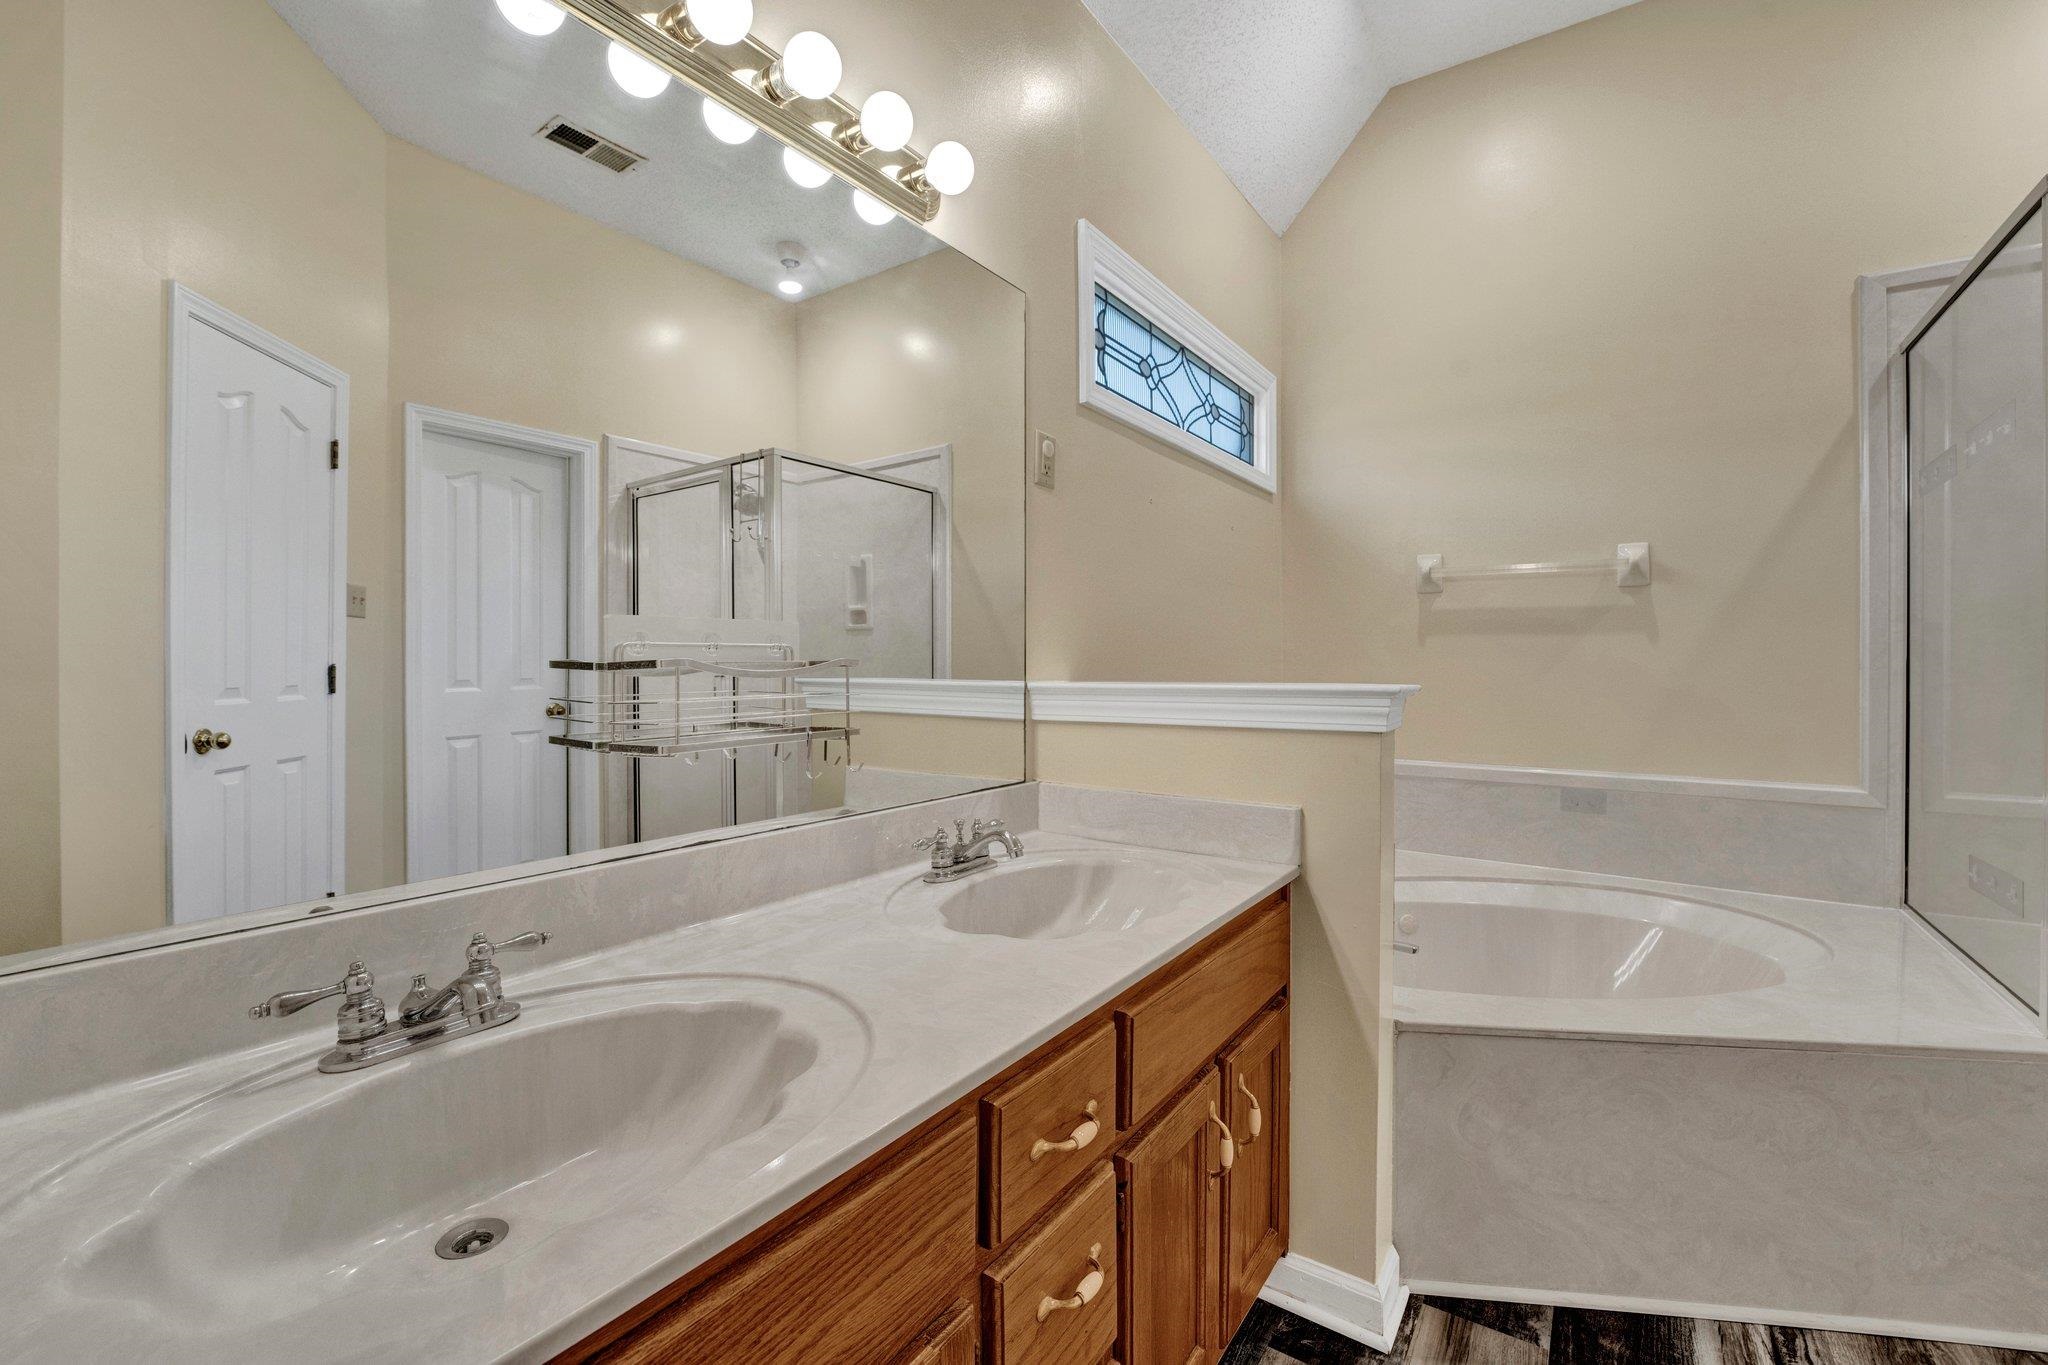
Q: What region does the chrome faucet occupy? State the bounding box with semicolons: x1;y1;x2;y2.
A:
250;930;552;1074
915;818;1024;883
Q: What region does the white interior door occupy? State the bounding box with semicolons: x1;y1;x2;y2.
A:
407;410;582;882
167;288;347;923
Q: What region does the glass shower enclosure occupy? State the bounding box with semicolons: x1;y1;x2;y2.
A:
623;449;940;842
1903;186;2048;1018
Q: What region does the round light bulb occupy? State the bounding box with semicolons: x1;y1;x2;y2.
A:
782;147;831;189
777;31;842;100
684;0;752;45
851;188;896;226
777;278;804;297
494;0;566;36
607;42;671;99
858;90;914;153
701;97;757;145
922;140;974;196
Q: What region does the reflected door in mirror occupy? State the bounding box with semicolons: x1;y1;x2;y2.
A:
169;297;345;924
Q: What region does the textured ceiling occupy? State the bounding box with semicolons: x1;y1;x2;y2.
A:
267;0;941;298
1080;0;1647;234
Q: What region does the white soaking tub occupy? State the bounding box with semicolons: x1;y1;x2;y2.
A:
1393;877;1829;1001
1391;852;2048;1349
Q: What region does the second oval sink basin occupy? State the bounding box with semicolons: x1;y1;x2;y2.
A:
0;975;868;1358
893;850;1227;940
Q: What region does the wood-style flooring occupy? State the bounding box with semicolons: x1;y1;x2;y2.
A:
1222;1296;2048;1365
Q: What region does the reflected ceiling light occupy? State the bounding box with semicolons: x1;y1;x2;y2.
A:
782;146;832;189
842;90;913;154
777;278;804;297
912;140;975;196
701;97;757;145
766;30;841;102
607;41;671;98
851;188;896;227
495;0;566;37
683;0;752;45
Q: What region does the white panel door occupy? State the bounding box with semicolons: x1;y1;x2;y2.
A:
410;424;571;881
169;299;344;923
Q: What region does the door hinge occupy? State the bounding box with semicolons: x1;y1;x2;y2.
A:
328;663;337;695
330;439;341;470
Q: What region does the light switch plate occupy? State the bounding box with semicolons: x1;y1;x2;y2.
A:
1034;431;1056;489
347;583;368;619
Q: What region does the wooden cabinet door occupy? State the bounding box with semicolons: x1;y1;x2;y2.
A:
1218;1001;1288;1335
1114;1074;1223;1365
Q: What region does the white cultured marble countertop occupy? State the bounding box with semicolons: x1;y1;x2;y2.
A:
0;833;1294;1363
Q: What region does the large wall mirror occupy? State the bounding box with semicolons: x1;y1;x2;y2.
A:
1;0;1026;974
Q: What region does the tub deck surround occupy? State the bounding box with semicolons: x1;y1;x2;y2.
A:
0;787;1298;1363
1392;854;2048;1346
1394;851;2044;1056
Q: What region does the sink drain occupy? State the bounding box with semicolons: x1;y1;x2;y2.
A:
435;1217;510;1261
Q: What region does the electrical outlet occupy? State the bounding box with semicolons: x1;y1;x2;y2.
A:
1034;430;1057;489
1560;788;1607;814
347;583;368;619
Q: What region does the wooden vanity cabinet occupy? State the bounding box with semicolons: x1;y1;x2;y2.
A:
559;887;1290;1365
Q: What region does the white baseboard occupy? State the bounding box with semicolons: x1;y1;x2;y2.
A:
1259;1247;1409;1352
1405;1278;2048;1354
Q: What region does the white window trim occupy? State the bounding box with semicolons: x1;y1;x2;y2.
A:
1077;219;1278;493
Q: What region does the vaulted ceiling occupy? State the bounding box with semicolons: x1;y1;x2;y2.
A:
1079;0;1647;233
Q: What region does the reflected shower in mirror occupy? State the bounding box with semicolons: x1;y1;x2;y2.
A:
0;0;1025;972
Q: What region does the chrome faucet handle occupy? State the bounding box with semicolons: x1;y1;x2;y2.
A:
972;817;1007;835
912;828;952;852
466;930;550;965
954;819;969;844
250;960;375;1019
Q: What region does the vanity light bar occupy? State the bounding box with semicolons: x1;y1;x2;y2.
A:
552;0;945;223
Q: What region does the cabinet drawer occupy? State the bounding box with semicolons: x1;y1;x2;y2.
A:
894;1300;977;1365
983;1022;1116;1245
1116;894;1288;1129
582;1111;979;1364
982;1165;1119;1365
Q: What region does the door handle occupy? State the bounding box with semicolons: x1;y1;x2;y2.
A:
546;702;568;718
1236;1074;1262;1144
1208;1101;1236;1172
192;728;233;755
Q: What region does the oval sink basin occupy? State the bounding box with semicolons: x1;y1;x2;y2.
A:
892;850;1227;940
1;975;867;1356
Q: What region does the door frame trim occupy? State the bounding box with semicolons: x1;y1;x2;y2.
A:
403;404;600;877
165;283;350;918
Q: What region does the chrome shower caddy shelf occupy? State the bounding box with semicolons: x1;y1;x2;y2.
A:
547;653;857;760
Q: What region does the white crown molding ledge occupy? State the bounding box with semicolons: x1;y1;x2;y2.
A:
1030;682;1416;732
796;677;1026;720
1261;1248;1410;1352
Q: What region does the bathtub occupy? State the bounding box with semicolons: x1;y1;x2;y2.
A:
1394;878;1829;1001
1390;852;2048;1349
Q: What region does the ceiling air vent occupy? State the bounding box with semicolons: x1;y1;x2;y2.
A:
537;117;647;174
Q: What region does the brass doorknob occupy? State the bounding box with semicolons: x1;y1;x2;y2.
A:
192;728;233;755
546;702;568;718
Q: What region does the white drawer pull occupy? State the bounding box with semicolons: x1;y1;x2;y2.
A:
1236;1074;1262;1143
1037;1243;1105;1322
1208;1101;1236;1172
1029;1100;1100;1161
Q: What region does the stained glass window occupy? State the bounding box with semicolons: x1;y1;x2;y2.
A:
1093;284;1254;466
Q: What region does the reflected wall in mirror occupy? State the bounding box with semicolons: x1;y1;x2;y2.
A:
0;0;1025;971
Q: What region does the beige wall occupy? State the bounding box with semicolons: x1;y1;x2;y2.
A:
1282;0;2048;784
793;249;1027;680
0;0;66;956
1035;726;1399;1278
53;0;392;944
765;0;1286;682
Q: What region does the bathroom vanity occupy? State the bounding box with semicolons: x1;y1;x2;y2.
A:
564;888;1291;1365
